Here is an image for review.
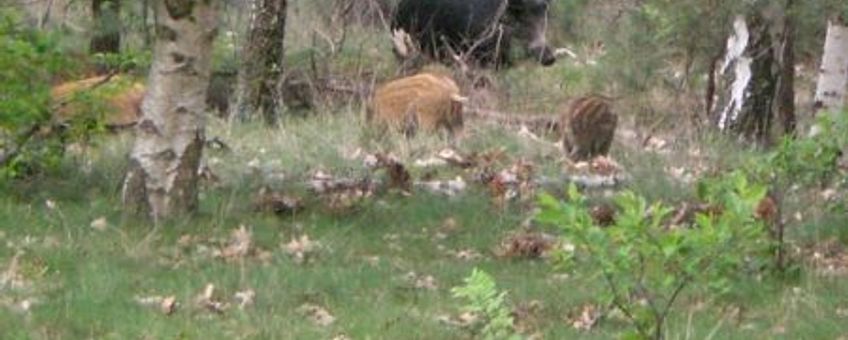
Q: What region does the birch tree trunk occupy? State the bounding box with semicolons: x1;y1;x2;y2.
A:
90;0;122;55
232;0;288;125
122;0;218;221
710;8;795;144
813;19;848;115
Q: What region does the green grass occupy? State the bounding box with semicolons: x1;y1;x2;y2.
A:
1;108;847;339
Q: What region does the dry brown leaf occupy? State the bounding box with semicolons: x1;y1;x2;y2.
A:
134;295;178;315
253;187;304;216
495;232;557;259
590;204;616;227
234;289;256;309
177;234;195;248
160;296;178;315
283;235;320;264
298;303;335;327
590;156;621;176
754;194;778;225
218;225;253;261
90;217;109;231
402;271;439;291
569;304;601;331
0;252;26;290
194;283;229;314
512;300;543;334
436;311;479;328
452;249;483;262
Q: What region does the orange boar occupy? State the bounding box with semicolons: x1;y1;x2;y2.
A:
369;72;466;138
560;95;617;161
50;75;145;128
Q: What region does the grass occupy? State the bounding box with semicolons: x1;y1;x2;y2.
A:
1;107;847;339
2;1;847;337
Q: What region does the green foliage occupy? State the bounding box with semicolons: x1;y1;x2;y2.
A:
0;10;66;131
767;113;848;187
582;0;836;95
538;182;771;339
451;269;521;340
93;49;152;75
0;9;72;178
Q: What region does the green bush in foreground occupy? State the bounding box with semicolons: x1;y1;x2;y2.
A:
538;178;771;340
0;9;70;177
452;268;521;340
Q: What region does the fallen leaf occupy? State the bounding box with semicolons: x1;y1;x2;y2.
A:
495;232;557;259
194;283;229;314
160;296;178;315
234;289;256;309
90;217;109;231
283;235;320;264
298;303;335;326
437;311;479;328
569;304;601;331
0;252;27;290
512;300;544;334
589;204;616;227
134;295;178;315
253;187;304;216
402;271;438;291
218;225;253;261
452;249;483;261
2;297;39;314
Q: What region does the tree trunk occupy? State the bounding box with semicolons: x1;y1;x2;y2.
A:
775;0;796;137
142;0;152;48
232;0;288;125
122;0;218;221
90;0;122;55
711;9;794;144
813;18;848;116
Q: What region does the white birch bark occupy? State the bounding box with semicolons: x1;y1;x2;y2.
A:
716;16;753;131
122;0;218;220
813;20;848;115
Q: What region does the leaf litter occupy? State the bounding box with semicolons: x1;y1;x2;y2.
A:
298;303;336;327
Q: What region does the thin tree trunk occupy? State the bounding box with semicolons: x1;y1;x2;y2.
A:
90;0;122;55
142;0;152;48
711;10;791;145
775;0;796;137
122;0;218;221
39;0;55;30
813;18;848;116
232;0;288;125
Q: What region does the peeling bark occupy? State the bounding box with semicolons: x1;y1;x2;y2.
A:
122;0;218;220
813;19;848;115
232;0;288;125
711;8;794;144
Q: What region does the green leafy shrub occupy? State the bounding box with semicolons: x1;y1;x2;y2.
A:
538;181;771;339
0;9;71;177
451;268;520;340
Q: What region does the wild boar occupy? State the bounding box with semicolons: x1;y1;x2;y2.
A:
561;95;617;160
370;72;466;138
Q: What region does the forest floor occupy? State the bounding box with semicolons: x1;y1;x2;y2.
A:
1;107;847;339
